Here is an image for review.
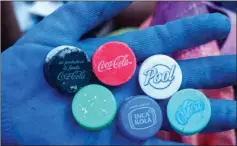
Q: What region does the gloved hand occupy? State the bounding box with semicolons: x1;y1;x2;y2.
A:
2;2;236;145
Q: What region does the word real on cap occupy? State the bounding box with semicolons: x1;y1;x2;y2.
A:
92;41;136;86
44;45;92;95
72;84;117;130
167;89;211;135
139;55;182;99
117;95;162;140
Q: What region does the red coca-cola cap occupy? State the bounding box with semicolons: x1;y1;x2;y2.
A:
92;41;136;86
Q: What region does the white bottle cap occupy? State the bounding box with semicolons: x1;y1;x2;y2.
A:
139;55;182;99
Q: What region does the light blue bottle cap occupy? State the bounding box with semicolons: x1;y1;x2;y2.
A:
167;89;211;135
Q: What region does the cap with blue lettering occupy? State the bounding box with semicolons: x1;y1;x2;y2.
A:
167;89;211;135
72;84;117;130
139;55;182;99
44;45;92;95
117;95;162;141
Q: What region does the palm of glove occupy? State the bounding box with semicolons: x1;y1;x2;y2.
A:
2;2;236;145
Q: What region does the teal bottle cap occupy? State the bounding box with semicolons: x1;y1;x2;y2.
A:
167;89;211;135
72;84;117;130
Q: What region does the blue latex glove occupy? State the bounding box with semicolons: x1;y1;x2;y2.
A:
2;2;236;145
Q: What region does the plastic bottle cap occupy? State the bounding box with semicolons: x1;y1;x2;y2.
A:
106;27;137;37
139;55;182;99
72;84;117;130
92;41;136;86
43;45;92;95
167;89;211;135
117;95;162;140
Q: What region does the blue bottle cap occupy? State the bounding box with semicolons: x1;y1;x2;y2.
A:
44;45;92;95
117;95;162;141
167;89;211;135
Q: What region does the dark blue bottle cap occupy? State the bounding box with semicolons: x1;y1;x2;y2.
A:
117;95;162;141
44;45;92;95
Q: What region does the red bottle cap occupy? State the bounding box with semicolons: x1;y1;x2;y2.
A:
92;41;136;86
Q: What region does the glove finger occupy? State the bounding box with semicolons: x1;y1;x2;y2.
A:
179;55;236;89
81;13;230;62
133;55;236;94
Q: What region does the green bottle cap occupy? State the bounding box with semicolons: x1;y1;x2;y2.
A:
72;84;117;130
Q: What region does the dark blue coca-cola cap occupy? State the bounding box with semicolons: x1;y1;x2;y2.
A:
117;95;162;141
44;45;92;95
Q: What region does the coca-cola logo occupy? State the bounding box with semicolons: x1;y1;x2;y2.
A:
175;99;205;125
57;70;86;81
97;54;132;72
143;64;176;89
56;60;87;81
